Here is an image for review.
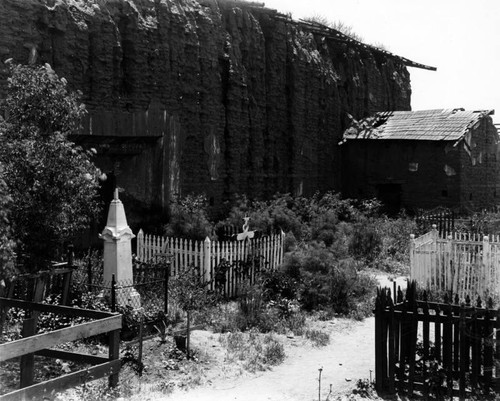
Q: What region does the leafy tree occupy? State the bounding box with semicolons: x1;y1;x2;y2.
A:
0;62;101;272
170;264;216;358
0;163;14;281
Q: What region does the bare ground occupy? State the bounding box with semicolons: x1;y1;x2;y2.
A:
153;274;408;401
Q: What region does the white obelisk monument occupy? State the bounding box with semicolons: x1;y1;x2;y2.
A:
100;189;141;307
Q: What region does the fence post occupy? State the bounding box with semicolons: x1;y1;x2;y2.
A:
374;288;388;393
108;327;120;387
431;225;438;290
61;244;74;306
203;237;211;283
137;307;144;375
164;261;170;315
482;235;490;298
279;230;285;267
20;317;37;388
459;305;466;401
87;257;93;292
111;274;116;313
66;243;74;268
409;234;415;279
137;229;144;262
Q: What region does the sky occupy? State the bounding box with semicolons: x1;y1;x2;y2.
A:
261;0;500;124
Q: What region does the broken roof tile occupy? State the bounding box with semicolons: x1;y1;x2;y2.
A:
342;109;494;142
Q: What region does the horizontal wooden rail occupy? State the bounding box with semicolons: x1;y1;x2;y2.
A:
0;360;121;401
35;349;109;365
0;297;114;319
0;315;121;361
383;309;497;323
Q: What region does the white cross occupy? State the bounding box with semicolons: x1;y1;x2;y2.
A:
236;217;255;241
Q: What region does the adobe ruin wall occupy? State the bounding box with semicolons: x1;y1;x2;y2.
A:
0;0;412;218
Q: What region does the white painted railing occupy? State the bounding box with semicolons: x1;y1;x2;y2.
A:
410;226;500;302
136;230;285;296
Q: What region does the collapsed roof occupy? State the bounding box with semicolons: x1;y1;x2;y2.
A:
341;109;495;144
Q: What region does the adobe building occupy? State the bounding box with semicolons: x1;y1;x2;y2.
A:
0;0;437;229
340;109;500;213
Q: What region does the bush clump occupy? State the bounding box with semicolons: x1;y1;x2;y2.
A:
219;330;285;372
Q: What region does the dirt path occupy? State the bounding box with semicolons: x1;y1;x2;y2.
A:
169;319;373;401
162;275;407;401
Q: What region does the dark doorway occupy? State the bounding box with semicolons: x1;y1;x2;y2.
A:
376;183;402;215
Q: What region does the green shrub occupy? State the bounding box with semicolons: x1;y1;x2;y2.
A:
280;246;377;317
164;194;213;241
262;334;286;365
261;268;298;302
377;213;416;263
305;329;330;347
349;222;383;263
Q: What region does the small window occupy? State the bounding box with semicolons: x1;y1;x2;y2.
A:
441;190;448;197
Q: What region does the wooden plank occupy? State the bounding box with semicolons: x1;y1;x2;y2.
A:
397;302;407;393
0;360;121;401
434;305;442;362
0;315;121;361
108;329;120;387
407;303;418;396
482;310;494;394
495;309;500;381
0;297;114;319
388;304;397;394
374;298;384;392
453;305;460;374
459;306;467;401
0;298;114;320
61;271;72;306
422;302;430;397
35;349;109;365
443;305;453;398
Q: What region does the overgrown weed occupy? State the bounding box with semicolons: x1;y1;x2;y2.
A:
219;330;285;372
305;329;330;347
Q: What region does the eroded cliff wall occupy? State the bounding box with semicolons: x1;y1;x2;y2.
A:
0;0;412;214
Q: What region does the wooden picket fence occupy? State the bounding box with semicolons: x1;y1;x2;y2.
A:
375;282;500;399
135;230;285;297
410;226;500;302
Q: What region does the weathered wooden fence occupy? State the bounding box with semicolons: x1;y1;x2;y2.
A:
136;231;285;297
375;283;500;399
410;227;500;302
416;210;455;237
0;298;121;401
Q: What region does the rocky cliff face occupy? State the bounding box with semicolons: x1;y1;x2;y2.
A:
0;0;411;213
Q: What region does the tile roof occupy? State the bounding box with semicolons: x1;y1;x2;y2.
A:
342;109;494;142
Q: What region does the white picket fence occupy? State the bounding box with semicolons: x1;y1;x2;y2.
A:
410;227;500;302
136;230;285;296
